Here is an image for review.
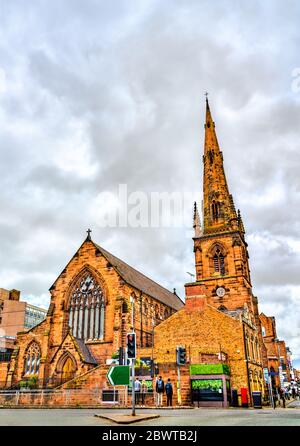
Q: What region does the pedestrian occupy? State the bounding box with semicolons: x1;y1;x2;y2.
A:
141;379;147;407
285;388;289;400
155;375;165;406
154;376;159;406
280;388;286;408
134;377;141;405
292;387;296;399
165;378;173;407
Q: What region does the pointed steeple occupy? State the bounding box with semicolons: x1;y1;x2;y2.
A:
202;98;238;233
193;202;202;238
204;97;220;155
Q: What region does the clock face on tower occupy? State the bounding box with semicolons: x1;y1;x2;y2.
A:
216;287;226;298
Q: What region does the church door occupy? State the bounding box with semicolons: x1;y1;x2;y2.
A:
61;357;75;383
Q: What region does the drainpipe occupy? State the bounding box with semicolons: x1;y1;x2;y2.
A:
140;292;143;348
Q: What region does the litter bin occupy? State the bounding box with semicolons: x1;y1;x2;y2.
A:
252;391;262;409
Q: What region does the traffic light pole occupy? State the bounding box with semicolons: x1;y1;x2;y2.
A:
176;346;186;406
132;358;135;416
177;365;181;406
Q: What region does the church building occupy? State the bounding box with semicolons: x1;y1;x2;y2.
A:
3;233;183;388
0;97;285;408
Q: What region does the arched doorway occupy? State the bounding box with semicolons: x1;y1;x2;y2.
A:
61;357;76;383
56;352;77;385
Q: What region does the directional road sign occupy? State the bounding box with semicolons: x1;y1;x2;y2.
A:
107;365;130;386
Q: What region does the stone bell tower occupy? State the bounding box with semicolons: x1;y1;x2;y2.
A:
186;98;257;316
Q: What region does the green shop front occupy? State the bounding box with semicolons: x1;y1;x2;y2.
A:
190;364;231;407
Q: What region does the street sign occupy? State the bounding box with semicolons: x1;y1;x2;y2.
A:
107;365;130;386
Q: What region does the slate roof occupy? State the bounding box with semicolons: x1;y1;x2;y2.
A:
94;242;184;311
74;338;98;365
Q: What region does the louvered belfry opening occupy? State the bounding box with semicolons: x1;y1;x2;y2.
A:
213;248;225;275
68;272;105;341
212;200;220;221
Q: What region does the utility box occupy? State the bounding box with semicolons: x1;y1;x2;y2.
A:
252;391;262;409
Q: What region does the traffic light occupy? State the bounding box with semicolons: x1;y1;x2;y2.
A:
126;332;136;359
176;346;186;365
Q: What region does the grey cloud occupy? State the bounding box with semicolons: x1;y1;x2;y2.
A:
0;0;300;363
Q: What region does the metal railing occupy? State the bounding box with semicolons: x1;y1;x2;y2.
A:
0;387;157;407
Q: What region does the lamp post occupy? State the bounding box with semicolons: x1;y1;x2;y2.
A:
130;295;135;416
151;317;158;406
275;338;281;395
151;317;155;366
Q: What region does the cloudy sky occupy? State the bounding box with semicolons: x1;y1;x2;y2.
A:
0;0;300;366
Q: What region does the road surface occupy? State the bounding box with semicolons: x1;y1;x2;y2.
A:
0;406;300;426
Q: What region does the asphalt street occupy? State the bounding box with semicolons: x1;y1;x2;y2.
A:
0;405;299;426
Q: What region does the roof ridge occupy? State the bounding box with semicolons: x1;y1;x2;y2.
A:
93;242;184;309
96;243;182;298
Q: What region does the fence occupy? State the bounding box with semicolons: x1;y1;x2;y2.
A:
0;387;157;408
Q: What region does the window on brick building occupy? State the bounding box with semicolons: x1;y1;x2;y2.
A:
68;272;105;341
24;342;40;376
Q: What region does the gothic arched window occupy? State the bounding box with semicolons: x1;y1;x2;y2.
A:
68;272;105;341
213;248;225;275
24;342;41;376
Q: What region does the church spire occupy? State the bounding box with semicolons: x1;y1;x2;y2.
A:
204;96;220;155
202;98;238;233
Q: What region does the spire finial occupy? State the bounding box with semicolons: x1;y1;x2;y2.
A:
86;228;92;241
204;91;209;107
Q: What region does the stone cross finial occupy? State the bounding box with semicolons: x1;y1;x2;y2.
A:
86;228;92;240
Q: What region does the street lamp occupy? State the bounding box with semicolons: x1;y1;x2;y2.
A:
129;294;136;416
275;338;281;395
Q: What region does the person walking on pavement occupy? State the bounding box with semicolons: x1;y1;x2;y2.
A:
154;376;158;406
285;387;289;400
134;377;141;405
165;378;173;407
280;388;286;408
141;379;147;407
156;376;165;407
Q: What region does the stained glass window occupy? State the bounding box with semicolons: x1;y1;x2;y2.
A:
68;272;105;341
24;342;41;376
